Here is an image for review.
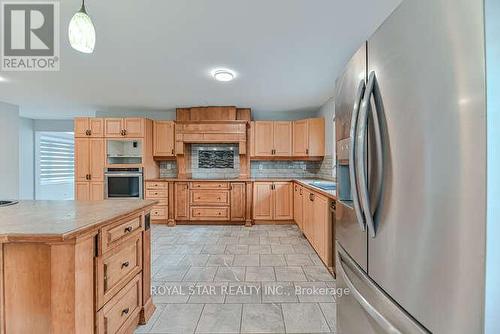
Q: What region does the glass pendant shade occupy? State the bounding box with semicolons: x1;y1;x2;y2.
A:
68;3;95;53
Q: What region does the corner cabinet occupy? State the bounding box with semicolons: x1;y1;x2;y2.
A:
253;121;292;157
253;181;293;221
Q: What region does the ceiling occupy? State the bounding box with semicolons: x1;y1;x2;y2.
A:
0;0;401;119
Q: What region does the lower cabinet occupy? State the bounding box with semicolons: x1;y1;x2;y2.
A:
293;183;304;229
76;181;104;200
145;181;168;222
175;182;189;220
253;181;293;221
298;184;334;269
230;182;246;221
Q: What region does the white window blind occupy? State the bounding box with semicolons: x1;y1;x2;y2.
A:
37;132;74;185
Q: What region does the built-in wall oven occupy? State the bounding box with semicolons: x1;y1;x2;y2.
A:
105;168;143;199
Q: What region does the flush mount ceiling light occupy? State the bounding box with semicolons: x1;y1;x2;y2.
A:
68;0;96;53
211;68;236;82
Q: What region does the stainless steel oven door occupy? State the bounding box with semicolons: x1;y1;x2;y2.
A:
105;171;143;199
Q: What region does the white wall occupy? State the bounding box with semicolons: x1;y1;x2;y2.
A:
34;119;74;132
0;102;20;199
316;96;335;158
19;118;34;199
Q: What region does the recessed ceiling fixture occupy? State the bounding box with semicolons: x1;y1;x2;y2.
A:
211;68;236;82
68;0;96;54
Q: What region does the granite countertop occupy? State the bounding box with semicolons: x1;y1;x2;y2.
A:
0;200;157;242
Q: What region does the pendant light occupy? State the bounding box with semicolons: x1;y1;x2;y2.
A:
68;0;96;53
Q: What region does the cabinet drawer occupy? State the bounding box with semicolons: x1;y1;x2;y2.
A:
190;190;230;206
190;182;229;190
96;274;142;334
190;207;230;220
145;182;167;190
101;215;143;252
97;234;142;308
145;189;168;198
151;206;167;219
153;198;168;206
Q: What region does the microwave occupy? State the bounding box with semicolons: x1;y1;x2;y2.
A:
104;168;143;199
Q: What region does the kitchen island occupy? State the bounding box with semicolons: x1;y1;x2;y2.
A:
0;200;156;334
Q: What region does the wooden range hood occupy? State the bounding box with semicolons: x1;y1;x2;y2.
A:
174;106;252;178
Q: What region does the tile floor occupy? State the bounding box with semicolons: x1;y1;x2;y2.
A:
136;224;336;334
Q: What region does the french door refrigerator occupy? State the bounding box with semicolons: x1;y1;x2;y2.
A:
335;0;500;333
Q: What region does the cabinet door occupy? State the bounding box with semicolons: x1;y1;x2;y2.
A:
254;121;274;156
303;190;313;239
74;118;90;138
293;119;309;156
313;193;329;262
230;182;246;221
75;182;90;200
75;138;90;182
89;118;104;137
307;118;325;156
104;118;124;138
293;184;303;229
153;121;175;156
89;139;105;181
273;121;292;156
124;118;144;137
175;182;189;220
274;182;293;220
250;121;256;158
253;182;273;220
90;182;104;200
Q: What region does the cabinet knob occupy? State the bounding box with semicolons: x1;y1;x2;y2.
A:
121;261;130;269
121;308;130;316
124;226;133;233
171;149;175;155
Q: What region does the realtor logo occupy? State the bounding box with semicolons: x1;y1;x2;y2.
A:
1;1;59;71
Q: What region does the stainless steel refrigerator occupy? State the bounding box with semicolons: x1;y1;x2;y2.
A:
334;0;500;332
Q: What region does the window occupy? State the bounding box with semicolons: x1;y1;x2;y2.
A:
35;131;75;200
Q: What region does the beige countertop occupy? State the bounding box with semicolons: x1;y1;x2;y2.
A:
145;177;337;199
0;200;157;242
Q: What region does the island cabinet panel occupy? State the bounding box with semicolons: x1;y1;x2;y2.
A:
273;121;292;156
153;121;175;157
293;183;304;229
230;182;246;221
175;182;190;220
254;121;274;156
273;181;293;220
253;182;274;220
96;274;142;334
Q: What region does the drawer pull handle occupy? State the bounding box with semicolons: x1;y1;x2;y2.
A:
124;226;133;233
121;261;130;269
217;197;221;200
121;308;130;316
218;212;221;215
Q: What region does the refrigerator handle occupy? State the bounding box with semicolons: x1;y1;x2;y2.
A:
349;79;367;232
356;71;384;238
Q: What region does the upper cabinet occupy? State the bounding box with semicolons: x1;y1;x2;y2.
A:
105;118;145;138
253;121;292;157
153;121;175;158
74;118;103;137
252;118;324;159
292;118;325;157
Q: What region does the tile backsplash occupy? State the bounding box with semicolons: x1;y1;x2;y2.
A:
191;144;239;179
251;155;335;180
159;154;336;180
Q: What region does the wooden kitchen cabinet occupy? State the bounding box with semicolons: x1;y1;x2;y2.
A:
253;121;292;157
254;121;274;156
253;181;293;221
293;183;304;229
230;182;246;221
293;118;325;157
75;117;104;137
273;181;293;220
302;189;313;239
75;137;105;200
175;182;189;220
273;122;292;156
253;182;274;220
105;118;145;138
153;121;175;157
312;192;329;260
